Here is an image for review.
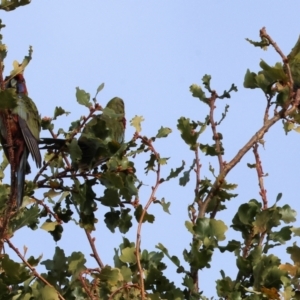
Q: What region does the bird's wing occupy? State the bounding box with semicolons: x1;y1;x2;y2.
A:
15;95;41;168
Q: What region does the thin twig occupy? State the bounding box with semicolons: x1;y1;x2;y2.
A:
253;143;268;209
34;197;63;223
194;147;202;222
5;238;65;300
209;91;224;171
71;197;105;269
84;230;104;269
78;269;100;300
263;95;272;124
135;135;161;300
207;91;225;220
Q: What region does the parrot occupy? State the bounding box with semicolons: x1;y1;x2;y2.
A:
40;97;126;171
0;73;41;208
289;53;300;91
76;96;126;170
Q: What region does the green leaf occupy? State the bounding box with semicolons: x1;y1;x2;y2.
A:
27;254;43;268
279;204;297;223
40;286;60;300
193;218;228;245
104;209;120;233
156;126;172;138
185;221;194;234
145;153;156;173
218;83;238;99
119;208;133;234
260;59;287;82
41;221;59;232
216;275;235;298
130;115;144;133
94;82;105;98
244;69;258;89
246;37;270;49
287;243;300;265
120;266;132;282
134;205;155;223
269;226;292;244
189;83;207;103
156;243;181;267
99;188;121;207
158;157;169;165
202;74;212;91
291;227;300;237
76;87;91;108
9;204;40;232
276;193;282;202
68;252;86;279
162;160;185;182
253;207;281;234
184;247;213;269
0;0;31;11
53;106;70;120
154;198;171;214
120;247;137;264
98;266;120;284
179;159;195;186
177;117;200;150
219;240;241;253
200;143;223;156
1;254;31;284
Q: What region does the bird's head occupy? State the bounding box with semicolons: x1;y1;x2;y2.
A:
6;73;28;95
106;97;126;128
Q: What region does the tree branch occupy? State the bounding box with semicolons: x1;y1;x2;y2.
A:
135;134;161;300
5;238;66;300
201;105;295;217
253;143;268;209
209;91;224;171
84;230;104;269
260;27;294;92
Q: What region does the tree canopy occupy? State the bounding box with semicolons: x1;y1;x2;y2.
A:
0;2;300;300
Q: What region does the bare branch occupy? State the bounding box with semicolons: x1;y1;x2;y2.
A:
84;230;104;269
263;95;272;124
253;143;268;209
209;91;224;171
34;197;63;224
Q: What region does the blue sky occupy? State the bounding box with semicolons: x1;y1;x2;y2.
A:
2;1;300;297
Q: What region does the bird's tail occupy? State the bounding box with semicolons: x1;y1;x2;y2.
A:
15;148;28;208
38;137;67;150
